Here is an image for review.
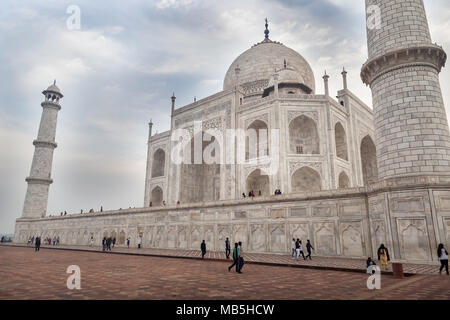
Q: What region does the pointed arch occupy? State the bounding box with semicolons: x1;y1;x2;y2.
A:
338;171;350;189
151;148;166;178
335;122;348;161
291;166;321;192
360;135;378;186
245;120;269;160
246;169;270;196
289;115;320;154
151;186;163;206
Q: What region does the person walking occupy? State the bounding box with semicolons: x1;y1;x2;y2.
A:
437;243;449;275
35;236;41;252
225;237;231;259
291;238;296;258
106;237;112;251
237;241;244;272
137;236;142;249
377;244;390;270
228;243;240;273
305;239;314;260
201;240;207;259
127;237;130;249
299;240;306;260
112;237;116;248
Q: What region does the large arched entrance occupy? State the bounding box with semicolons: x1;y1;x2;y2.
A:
179;132;221;203
291;167;321;192
360;135;378;186
289;115;320;155
246;169;270;196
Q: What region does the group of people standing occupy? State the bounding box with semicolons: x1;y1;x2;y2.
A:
200;238;245;273
291;238;314;261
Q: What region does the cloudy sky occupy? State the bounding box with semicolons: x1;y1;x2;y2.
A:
1;0;450;234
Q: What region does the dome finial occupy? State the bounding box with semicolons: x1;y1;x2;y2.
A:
264;18;270;40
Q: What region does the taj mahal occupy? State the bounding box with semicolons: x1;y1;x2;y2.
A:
14;0;450;264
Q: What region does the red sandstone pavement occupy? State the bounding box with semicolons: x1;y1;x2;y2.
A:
0;246;449;300
1;243;440;275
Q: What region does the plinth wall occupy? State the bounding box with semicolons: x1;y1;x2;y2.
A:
14;185;450;263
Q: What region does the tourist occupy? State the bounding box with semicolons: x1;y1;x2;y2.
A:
64;211;67;215
377;244;390;270
305;239;314;260
238;242;244;272
248;191;252;197
107;237;112;251
150;202;153;207
437;243;449;275
100;206;103;212
27;236;32;246
201;240;206;259
89;236;94;247
112;237;116;248
228;243;240;273
291;238;296;257
366;257;376;274
258;190;262;196
53;236;57;246
251;190;255;198
35;236;41;252
102;237;106;251
56;236;60;245
163;201;166;206
225;237;231;259
137;236;142;249
127;237;130;248
242;193;246;198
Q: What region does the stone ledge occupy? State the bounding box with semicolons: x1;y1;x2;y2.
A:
361;44;447;85
25;177;53;185
33;140;57;148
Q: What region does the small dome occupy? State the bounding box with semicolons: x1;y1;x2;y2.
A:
224;41;315;95
268;68;306;87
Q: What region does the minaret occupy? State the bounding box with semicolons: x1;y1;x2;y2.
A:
22;81;63;218
361;0;450;184
171;93;176;115
323;70;329;97
341;67;347;91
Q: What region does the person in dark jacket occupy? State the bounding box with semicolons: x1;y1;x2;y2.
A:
102;237;106;251
225;237;231;259
437;243;449;275
106;237;112;251
112;237;116;248
35;236;41;252
305;239;314;260
201;240;206;259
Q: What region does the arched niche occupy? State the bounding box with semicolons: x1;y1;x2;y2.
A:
246;120;269;160
360;135;378;186
291;166;321;192
335;122;348;161
151;148;165;178
289;115;320;154
246;169;270;196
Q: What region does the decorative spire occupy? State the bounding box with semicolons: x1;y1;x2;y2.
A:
284;59;287;69
53;79;56;85
264;18;270;40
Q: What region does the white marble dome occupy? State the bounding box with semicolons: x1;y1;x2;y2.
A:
223;40;315;94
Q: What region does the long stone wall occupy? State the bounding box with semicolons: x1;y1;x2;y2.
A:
14;185;450;263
